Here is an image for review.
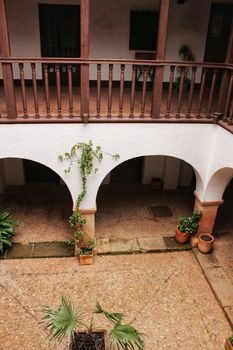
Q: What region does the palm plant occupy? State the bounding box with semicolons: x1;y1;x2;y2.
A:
0;208;18;253
41;297;144;350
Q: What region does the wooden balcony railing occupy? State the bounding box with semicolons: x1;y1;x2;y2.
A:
0;57;232;125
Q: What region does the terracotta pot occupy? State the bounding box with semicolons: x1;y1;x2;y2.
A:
175;227;190;244
79;249;94;265
225;339;233;350
198;234;214;254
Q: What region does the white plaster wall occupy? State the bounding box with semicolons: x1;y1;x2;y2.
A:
202;126;233;200
4;0;233;81
142;155;192;189
142;156;165;184
163;157;181;190
0;123;232;208
178;160;193;187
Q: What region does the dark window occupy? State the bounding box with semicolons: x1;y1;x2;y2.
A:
129;10;158;51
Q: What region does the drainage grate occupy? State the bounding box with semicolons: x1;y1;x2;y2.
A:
150;206;173;218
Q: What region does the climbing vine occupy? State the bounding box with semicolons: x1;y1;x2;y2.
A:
59;140;120;248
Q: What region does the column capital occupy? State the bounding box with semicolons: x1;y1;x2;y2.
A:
194;191;224;207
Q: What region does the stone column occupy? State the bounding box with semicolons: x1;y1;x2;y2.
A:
191;191;223;247
80;208;96;240
74;208;96;255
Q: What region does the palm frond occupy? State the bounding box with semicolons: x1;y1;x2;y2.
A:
41;296;83;343
109;324;144;350
94;302;123;325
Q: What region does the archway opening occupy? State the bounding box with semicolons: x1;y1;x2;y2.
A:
96;155;197;240
212;176;233;285
0;157;73;244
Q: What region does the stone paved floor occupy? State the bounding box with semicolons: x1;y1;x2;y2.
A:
96;185;194;239
0;252;231;350
0;184;194;243
0;184;73;244
210;231;233;287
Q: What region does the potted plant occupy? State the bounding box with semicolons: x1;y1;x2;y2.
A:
41;296;144;349
79;239;96;265
198;233;214;254
225;335;233;350
175;44;195;92
0;208;18;254
175;211;201;244
69;209;96;265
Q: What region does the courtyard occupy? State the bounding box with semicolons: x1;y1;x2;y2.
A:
0;171;232;350
0;252;232;350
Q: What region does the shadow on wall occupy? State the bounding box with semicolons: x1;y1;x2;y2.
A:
214;177;233;233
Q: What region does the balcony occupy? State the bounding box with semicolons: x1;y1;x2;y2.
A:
0;0;232;132
0;57;232;130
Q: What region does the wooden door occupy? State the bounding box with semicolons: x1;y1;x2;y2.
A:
39;4;80;85
204;3;233;62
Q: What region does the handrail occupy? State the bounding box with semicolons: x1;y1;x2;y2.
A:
0;57;232;69
0;57;232;123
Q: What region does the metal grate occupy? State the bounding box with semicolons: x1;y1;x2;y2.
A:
150;206;173;218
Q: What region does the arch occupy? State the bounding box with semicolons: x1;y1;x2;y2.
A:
0;156;73;203
93;153;204;207
204;167;233;201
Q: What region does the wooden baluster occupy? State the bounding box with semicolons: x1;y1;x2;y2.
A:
229;99;233;125
31;63;39;118
166;65;175;118
224;72;233;121
207;69;217;118
43;64;50;117
19;63;27;118
107;64;113;118
130;65;136;118
119;64;125;117
96;64;101;118
186;66;197;118
140;66;148;118
197;68;207;118
68;64;73;117
55;64;62;117
176;66;185;118
0;0;17;118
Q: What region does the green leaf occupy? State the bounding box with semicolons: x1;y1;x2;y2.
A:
41;296;83;344
110;324;144;350
94;302;123;325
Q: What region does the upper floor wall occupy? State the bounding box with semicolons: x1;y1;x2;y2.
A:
4;0;233;81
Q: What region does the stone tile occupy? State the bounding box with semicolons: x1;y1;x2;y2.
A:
204;267;233;307
32;242;74;258
6;243;33;259
224;306;233;327
97;238;111;254
138;236;166;251
109;238;140;253
193;248;221;269
163;236;191;250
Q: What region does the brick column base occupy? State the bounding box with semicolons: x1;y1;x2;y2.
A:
191;192;223;247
